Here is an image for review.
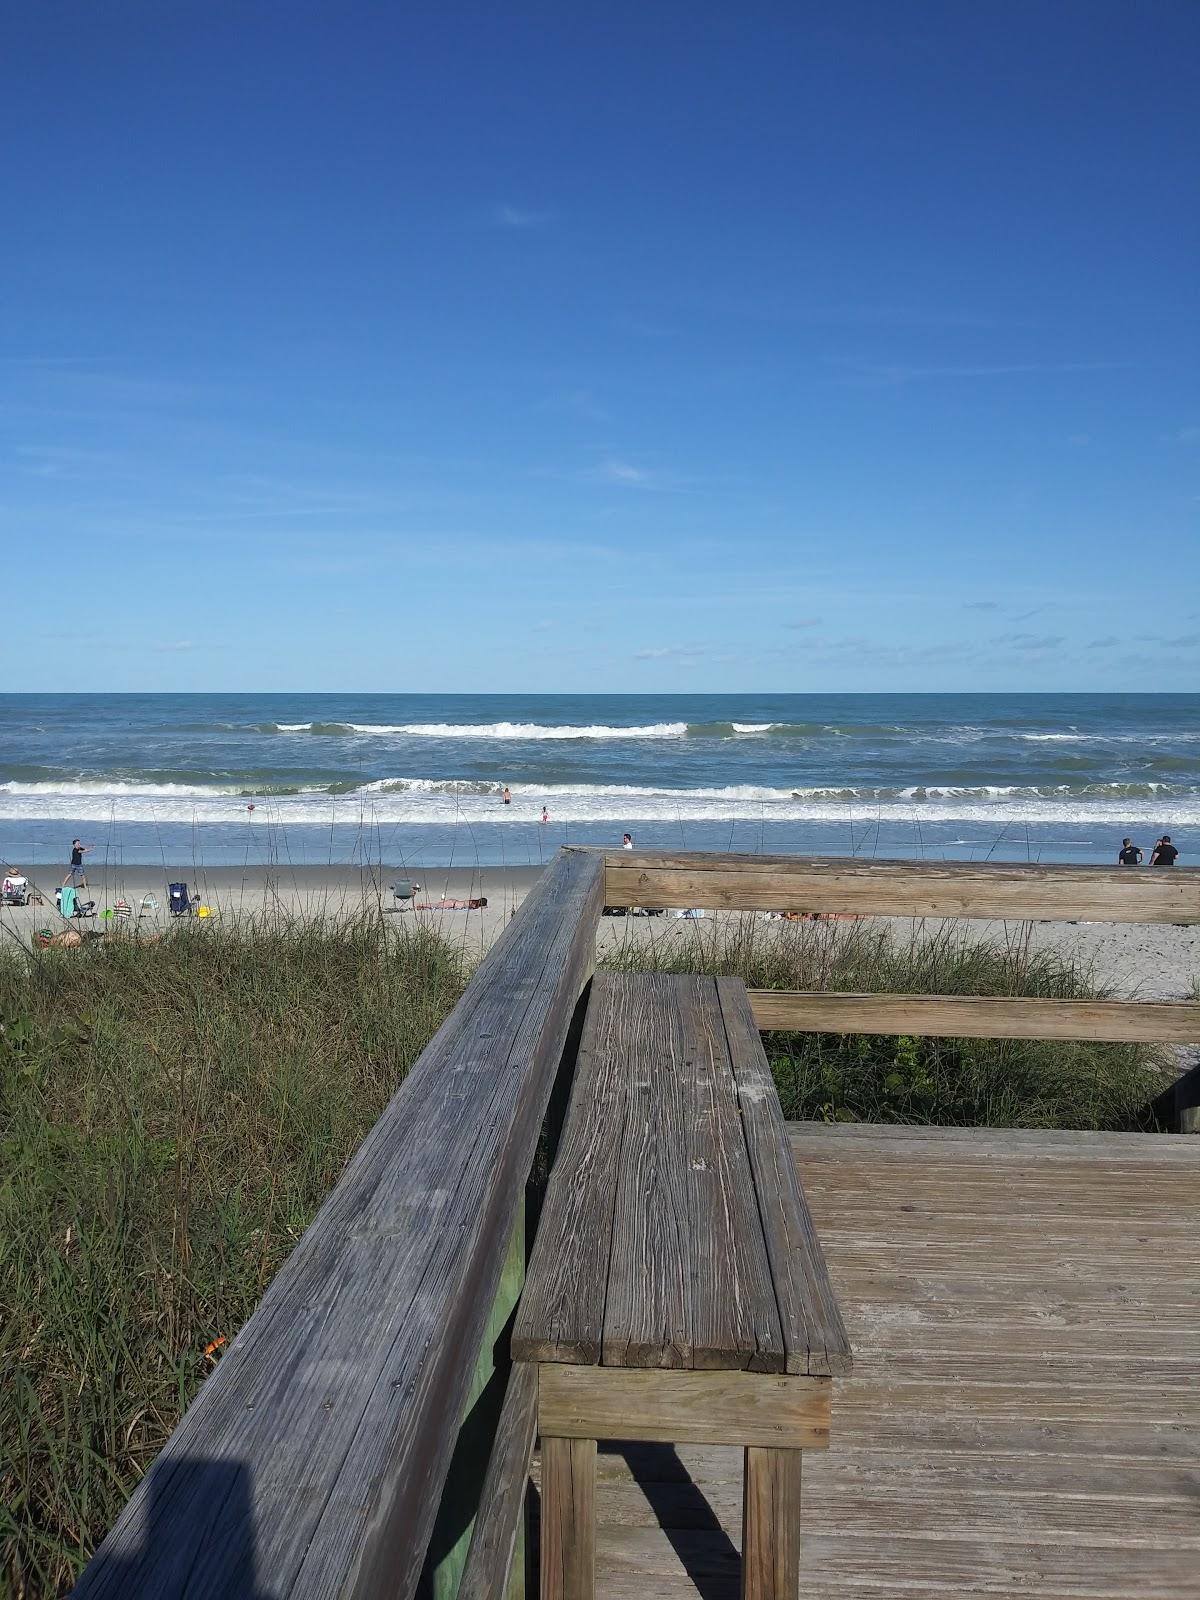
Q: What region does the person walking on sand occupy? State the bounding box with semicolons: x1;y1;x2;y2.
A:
502;786;511;806
61;838;91;888
1118;838;1143;865
1150;834;1179;866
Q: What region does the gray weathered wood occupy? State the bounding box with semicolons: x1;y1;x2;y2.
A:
74;846;604;1600
601;849;1200;923
458;1362;538;1600
584;1119;1200;1599
748;988;1200;1040
717;980;851;1377
516;976;798;1373
512;974;631;1366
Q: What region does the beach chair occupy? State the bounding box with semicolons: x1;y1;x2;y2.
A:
2;875;30;907
139;893;160;917
390;878;421;910
168;882;196;917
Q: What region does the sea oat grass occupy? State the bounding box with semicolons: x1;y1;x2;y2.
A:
602;914;1177;1130
0;914;465;1599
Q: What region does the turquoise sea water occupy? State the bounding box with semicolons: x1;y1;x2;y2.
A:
1;692;1196;867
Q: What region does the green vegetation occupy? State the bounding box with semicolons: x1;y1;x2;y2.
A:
0;917;465;1600
2;909;1179;1597
603;916;1177;1131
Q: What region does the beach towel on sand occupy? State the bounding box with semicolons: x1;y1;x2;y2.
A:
59;885;77;917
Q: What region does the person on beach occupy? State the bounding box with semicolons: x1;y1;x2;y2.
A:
541;806;549;824
61;839;90;888
622;832;634;849
1150;835;1179;866
1118;838;1143;865
502;786;511;806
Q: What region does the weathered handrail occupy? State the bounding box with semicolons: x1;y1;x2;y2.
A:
73;847;603;1600
603;850;1200;923
748;991;1200;1041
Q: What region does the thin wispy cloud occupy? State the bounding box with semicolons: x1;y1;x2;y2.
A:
581;457;696;492
1087;636;1120;650
783;618;821;629
844;360;1131;388
153;639;195;653
490;204;548;229
992;631;1065;651
963;600;999;611
633;644;706;662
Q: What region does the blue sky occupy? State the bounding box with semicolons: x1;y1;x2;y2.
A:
3;1;1197;693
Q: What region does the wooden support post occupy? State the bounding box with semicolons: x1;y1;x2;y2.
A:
742;1447;802;1600
428;1204;527;1600
540;1435;596;1600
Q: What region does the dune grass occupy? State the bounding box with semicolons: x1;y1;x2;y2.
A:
1;907;1181;1596
602;914;1177;1131
0;915;465;1600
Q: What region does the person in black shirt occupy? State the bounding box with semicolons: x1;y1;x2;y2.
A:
1117;838;1142;865
61;838;91;888
1150;835;1179;866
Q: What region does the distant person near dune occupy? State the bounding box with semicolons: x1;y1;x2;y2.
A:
1150;835;1179;866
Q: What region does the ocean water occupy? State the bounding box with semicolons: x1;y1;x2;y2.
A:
1;692;1196;868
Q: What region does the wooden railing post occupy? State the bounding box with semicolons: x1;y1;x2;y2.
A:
425;1203;527;1600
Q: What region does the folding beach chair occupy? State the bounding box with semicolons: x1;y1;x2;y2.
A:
168;882;195;917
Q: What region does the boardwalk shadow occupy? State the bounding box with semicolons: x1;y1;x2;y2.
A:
74;1456;266;1596
601;1442;740;1600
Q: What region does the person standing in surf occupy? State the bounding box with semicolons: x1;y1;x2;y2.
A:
1150;835;1179;866
1117;838;1143;865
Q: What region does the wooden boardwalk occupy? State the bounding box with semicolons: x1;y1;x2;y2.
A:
555;1122;1200;1600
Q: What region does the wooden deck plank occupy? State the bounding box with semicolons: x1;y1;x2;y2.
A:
676;977;785;1372
589;1121;1200;1600
520;975;797;1372
716;978;850;1376
514;974;631;1366
600;976;694;1368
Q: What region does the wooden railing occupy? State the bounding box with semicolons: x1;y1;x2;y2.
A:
72;847;1198;1600
604;850;1200;1045
73;848;603;1600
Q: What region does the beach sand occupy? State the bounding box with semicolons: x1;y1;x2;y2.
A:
3;859;1196;1001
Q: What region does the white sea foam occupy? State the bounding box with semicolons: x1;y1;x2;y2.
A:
275;720;691;740
3;776;1197;827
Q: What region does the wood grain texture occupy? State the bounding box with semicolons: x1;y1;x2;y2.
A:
73;846;604;1600
602;850;1200;923
717;980;851;1378
748;988;1200;1040
513;974;632;1366
741;1449;802;1600
538;1366;831;1449
585;1120;1200;1599
458;1362;538;1600
541;1437;596;1600
517;976;790;1373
